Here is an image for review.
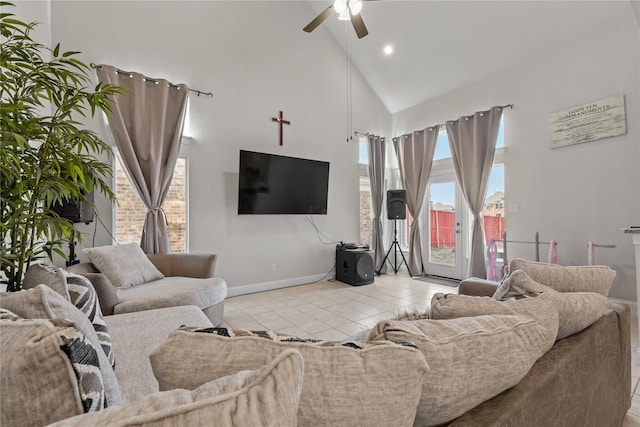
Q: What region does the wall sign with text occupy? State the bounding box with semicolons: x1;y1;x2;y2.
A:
548;94;626;149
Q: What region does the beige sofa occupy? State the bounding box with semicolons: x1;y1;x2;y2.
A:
0;261;631;426
450;280;631;427
68;253;226;326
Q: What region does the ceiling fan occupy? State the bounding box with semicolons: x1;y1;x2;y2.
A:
303;0;375;39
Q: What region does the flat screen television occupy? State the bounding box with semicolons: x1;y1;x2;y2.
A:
238;150;330;215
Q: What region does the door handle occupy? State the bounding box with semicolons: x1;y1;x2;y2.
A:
456;230;461;234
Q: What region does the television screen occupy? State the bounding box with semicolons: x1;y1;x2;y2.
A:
238;150;330;215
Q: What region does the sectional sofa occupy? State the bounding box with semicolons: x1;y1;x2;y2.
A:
0;259;632;426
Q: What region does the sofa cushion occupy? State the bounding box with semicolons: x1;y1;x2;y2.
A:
150;327;428;427
430;292;559;344
114;276;227;314
509;258;615;296
66;270;115;367
23;263;71;300
0;285;122;406
48;349;304;427
368;314;551;427
105;305;213;403
493;269;610;339
84;243;164;289
0;310;105;427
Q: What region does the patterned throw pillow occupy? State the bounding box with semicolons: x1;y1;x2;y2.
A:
64;270;115;368
0;285;122;407
0;309;105;426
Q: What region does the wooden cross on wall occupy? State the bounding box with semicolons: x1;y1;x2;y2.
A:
271;111;290;146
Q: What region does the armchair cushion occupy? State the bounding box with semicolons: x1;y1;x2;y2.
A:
84;243;164;289
113;277;227;315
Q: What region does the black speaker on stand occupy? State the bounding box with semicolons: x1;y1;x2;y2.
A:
50;191;95;267
377;190;412;276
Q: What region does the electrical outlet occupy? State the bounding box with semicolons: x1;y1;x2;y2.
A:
509;204;519;213
270;264;276;272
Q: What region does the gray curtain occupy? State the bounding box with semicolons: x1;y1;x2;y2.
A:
393;126;439;275
366;135;386;274
97;64;188;254
446;106;504;278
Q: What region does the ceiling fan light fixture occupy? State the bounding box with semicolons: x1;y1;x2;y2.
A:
338;9;351;20
349;0;363;15
334;0;347;14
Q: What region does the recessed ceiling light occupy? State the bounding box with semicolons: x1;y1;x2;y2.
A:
384;45;393;55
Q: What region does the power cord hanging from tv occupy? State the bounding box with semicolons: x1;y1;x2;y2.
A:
305;214;340;245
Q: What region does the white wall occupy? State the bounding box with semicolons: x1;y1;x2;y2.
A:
393;18;640;301
10;0;50;48
47;1;391;292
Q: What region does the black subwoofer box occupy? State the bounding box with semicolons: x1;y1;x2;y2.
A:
336;247;374;286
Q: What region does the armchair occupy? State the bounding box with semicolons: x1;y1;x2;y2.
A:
68;253;227;326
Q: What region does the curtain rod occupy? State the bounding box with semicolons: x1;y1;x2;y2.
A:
355;104;514;142
90;63;213;98
390;103;515;142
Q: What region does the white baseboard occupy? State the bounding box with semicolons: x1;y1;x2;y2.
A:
226;273;333;298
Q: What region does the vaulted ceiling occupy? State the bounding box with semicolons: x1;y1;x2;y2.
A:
306;1;635;113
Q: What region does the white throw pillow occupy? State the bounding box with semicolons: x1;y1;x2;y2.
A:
84;243;164;289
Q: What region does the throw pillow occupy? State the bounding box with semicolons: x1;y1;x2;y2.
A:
509;258;615;296
1;310;105;427
48;349;304;427
0;285;122;406
430;292;559;345
493;269;610;339
367;314;551;427
65;270;115;367
23;263;71;300
150;327;428;427
84;243;164;289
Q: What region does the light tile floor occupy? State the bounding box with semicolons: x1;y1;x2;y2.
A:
223;271;640;425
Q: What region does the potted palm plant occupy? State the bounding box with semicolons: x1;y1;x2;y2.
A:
0;2;123;291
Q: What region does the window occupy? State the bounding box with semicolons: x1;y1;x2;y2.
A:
114;157;188;252
358;136;372;245
404;118;506;264
482;164;505;251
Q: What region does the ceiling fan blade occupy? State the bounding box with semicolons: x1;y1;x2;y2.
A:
303;5;334;33
350;13;369;39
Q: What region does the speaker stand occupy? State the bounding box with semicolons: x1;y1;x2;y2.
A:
66;240;80;268
376;220;412;276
